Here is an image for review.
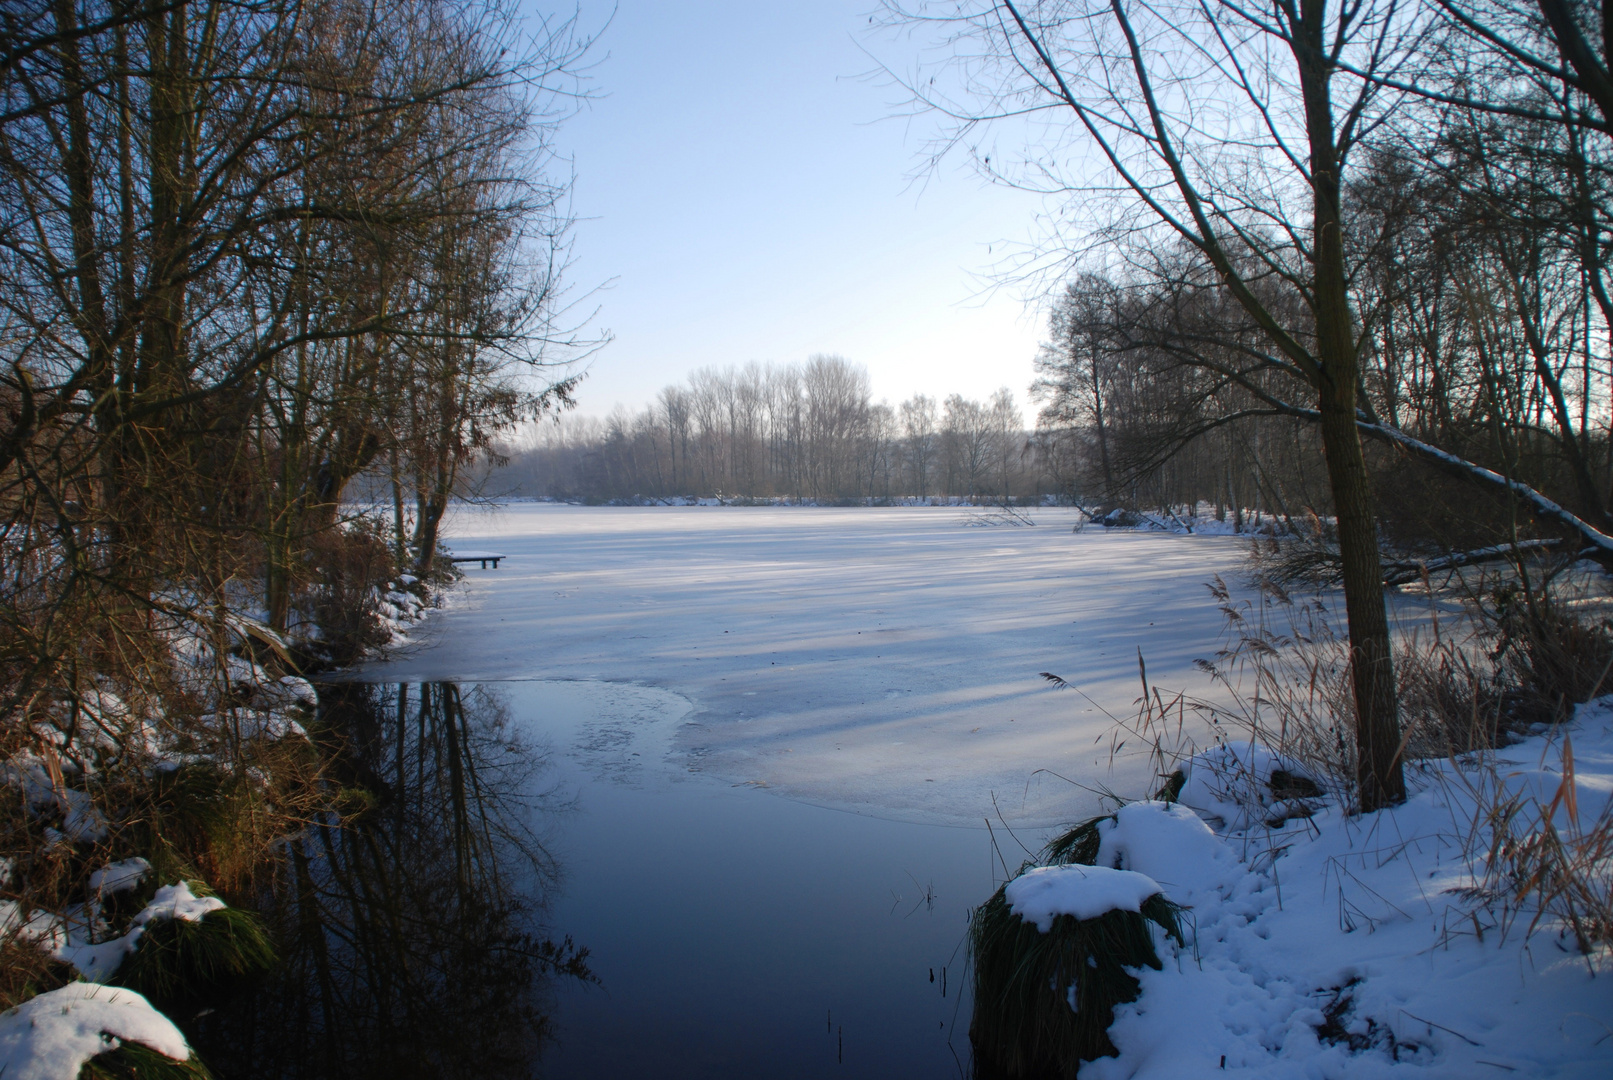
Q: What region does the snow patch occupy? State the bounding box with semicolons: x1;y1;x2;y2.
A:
1094;800;1241;906
132;882;225;927
88;859;151;896
5;882;232;984
0;983;191;1080
2;753;109;843
1174;741;1324;831
1005;864;1165;932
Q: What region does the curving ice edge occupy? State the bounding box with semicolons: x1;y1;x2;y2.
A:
1005;864;1164;933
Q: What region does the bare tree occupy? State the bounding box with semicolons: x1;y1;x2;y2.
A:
900;393;939;497
1034;275;1124;496
883;0;1419;807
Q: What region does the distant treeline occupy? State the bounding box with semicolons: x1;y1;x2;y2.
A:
496;355;1072;502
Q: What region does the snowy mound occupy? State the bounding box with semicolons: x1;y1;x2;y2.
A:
35;881;233;983
132;882;225;927
1094;800;1240;905
0;983;191;1080
1077;705;1613;1079
1174;741;1324;830
1006;864;1165;932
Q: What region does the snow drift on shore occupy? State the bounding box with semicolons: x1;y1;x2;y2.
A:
1069;707;1613;1078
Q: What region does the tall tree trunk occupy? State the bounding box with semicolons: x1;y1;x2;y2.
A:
1296;0;1405;810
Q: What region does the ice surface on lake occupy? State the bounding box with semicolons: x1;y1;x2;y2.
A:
358;505;1335;825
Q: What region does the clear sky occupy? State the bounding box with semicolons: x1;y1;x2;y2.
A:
535;0;1055;416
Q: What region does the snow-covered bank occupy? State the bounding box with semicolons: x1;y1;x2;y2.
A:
354;504;1449;826
1049;707;1613;1078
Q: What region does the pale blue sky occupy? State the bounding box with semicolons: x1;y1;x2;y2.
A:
539;1;1053;415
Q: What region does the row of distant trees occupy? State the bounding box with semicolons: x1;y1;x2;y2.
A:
498;355;1060;502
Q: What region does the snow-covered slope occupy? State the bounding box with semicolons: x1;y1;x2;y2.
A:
1077;709;1613;1078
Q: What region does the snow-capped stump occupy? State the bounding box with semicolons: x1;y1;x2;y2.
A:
1004;865;1167;930
970;864;1184;1079
0;982;208;1080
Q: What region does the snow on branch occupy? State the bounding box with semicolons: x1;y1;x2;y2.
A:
1381;538;1567;586
1356;419;1613;559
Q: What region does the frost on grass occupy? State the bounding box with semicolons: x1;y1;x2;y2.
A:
0;983;192;1080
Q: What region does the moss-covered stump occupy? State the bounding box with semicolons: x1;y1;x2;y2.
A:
969;866;1183;1079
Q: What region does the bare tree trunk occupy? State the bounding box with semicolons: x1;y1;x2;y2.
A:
1296;5;1405;808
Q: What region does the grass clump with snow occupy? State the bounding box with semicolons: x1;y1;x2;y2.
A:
969;861;1183;1077
77;1039;215;1080
107;888;276;1013
0;982;210;1080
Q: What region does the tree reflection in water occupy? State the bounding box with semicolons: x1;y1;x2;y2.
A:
194;682;588;1080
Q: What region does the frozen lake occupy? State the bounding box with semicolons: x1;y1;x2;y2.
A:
307;506;1594;1080
340;505;1467;1076
359;504;1256;826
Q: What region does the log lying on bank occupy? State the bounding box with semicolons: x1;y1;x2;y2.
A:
1260;535;1576;588
1381;538;1568;586
1245;404;1613;570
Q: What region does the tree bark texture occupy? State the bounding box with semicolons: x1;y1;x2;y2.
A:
1295;0;1406;809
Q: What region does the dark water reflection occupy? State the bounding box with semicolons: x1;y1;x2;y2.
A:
197;680;993;1078
193;682;586;1080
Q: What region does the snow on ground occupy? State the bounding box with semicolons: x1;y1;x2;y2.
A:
1062;712;1613;1079
4;878;236;984
355;504;1449;825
